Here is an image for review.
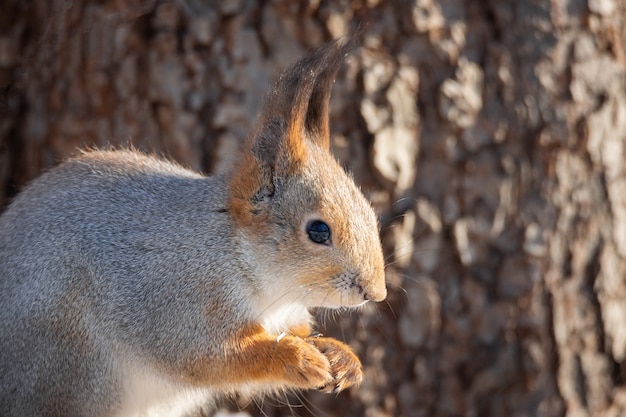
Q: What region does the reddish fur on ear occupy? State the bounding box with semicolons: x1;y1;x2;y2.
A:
228;153;264;227
228;37;357;226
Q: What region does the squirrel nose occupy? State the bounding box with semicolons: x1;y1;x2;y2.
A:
364;282;387;302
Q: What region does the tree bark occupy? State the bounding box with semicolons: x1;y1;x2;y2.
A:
1;1;625;416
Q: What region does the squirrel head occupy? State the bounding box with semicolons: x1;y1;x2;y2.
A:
228;38;386;309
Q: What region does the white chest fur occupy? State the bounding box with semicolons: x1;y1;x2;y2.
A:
257;302;312;335
115;362;212;417
115;303;310;417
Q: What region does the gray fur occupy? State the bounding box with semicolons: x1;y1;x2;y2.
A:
0;151;253;416
0;37;385;417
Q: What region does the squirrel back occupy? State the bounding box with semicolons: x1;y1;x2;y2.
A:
0;37;386;417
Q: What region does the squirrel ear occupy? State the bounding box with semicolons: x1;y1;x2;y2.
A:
301;65;334;151
256;36;356;162
228;37;358;225
303;32;361;149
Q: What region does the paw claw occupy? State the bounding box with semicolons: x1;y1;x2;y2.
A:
280;336;333;390
306;337;363;393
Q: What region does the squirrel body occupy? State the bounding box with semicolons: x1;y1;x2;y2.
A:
0;39;386;417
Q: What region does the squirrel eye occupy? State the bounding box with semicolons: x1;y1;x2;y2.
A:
306;220;331;245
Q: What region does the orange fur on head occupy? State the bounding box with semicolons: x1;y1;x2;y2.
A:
228;38;357;229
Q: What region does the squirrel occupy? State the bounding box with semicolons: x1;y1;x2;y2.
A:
0;37;386;417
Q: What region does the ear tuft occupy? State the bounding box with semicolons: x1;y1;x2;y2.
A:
303;38;358;149
228;34;360;227
263;35;359;152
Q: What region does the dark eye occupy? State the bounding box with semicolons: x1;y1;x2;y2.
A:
306;220;331;245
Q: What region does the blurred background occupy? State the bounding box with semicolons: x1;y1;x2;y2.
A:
1;1;626;416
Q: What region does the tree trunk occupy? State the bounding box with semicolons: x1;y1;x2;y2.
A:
1;1;625;416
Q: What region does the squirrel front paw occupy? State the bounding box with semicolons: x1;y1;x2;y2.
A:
306;337;363;393
278;336;334;390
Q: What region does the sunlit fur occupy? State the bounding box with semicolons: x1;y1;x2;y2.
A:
0;37;386;417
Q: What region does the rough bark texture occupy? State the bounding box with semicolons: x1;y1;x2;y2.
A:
1;1;626;416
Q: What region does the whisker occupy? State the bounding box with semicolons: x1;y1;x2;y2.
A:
299;391;336;417
283;390;299;417
250;393;271;417
383;279;407;293
383;298;397;320
391;197;408;206
383;237;416;262
397;273;421;284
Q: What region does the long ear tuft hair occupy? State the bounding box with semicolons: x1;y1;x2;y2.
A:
277;36;357;151
228;35;359;226
256;34;359;161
